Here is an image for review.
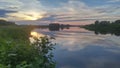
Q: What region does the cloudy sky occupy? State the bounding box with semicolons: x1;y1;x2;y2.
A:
0;0;120;25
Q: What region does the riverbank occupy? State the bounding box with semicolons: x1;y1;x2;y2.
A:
82;20;120;36
0;25;55;68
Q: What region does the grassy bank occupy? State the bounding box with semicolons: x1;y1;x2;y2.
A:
0;26;32;42
0;26;55;68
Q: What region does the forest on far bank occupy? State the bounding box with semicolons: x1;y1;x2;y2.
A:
83;20;120;36
0;19;16;26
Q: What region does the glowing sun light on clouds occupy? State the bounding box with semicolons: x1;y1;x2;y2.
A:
24;11;44;20
7;11;45;21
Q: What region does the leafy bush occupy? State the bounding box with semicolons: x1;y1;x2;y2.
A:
0;26;56;68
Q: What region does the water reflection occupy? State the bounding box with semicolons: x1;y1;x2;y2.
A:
33;27;120;68
82;26;120;36
37;25;120;36
94;30;120;36
31;31;45;38
30;31;45;43
30;31;56;68
36;24;71;31
53;33;120;68
49;23;70;31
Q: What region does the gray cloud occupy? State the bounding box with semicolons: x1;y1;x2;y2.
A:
0;0;120;24
0;9;17;17
38;15;58;22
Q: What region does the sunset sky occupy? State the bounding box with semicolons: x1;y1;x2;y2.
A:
0;0;120;25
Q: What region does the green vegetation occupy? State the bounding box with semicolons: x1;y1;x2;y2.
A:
83;20;120;36
0;20;56;68
0;19;16;26
0;26;32;43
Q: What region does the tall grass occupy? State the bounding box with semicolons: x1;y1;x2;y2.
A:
0;26;55;68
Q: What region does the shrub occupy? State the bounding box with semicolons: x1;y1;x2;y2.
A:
0;26;56;68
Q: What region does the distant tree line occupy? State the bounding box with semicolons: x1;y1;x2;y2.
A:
0;19;16;26
83;20;120;36
48;23;70;31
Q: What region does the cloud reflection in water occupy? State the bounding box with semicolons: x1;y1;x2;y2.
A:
33;27;120;68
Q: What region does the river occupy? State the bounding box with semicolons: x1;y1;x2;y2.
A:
31;27;120;68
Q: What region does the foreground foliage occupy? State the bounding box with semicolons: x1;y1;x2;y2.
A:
0;26;55;68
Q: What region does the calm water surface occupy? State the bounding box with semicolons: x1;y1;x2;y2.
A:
32;27;120;68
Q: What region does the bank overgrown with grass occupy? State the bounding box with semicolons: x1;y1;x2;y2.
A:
0;20;55;68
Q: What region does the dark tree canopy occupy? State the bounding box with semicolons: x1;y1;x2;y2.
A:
0;19;16;26
83;20;120;36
